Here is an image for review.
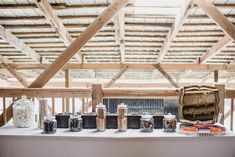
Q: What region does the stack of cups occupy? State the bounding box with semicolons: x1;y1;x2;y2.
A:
117;103;128;132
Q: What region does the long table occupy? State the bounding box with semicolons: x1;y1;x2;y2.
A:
0;125;235;157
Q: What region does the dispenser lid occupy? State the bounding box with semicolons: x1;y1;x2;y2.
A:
164;113;176;120
118;103;127;109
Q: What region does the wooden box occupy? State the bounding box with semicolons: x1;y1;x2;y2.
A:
179;85;219;125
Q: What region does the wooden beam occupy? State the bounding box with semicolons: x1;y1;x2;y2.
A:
215;84;225;124
154;64;179;88
104;65;128;88
200;35;233;64
65;69;71;112
114;8;125;63
92;84;103;112
0;25;44;63
158;0;191;62
29;0;129;88
193;0;235;40
34;0;81;62
193;0;235;64
214;70;219;83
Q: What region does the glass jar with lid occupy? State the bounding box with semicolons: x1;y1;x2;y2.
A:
117;103;127;132
96;103;106;131
163;113;177;132
69;113;82;132
42;115;57;134
13;95;35;128
140;114;154;132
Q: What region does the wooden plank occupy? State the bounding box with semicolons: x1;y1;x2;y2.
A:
34;0;81;61
103;89;180;98
2;63;29;88
72;97;75;113
231;98;234;131
62;97;65;112
2;97;6;124
0;25;45;63
92;84;103;112
158;0;191;62
154;64;179;88
11;63;235;71
52;97;55;116
104;65;128;88
200;35;233;63
193;0;235;40
114;8;125;63
215;84;225;124
0;88;91;98
29;0;129;88
214;70;219;83
65;69;71;112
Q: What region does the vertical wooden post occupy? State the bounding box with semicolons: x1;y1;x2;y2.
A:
52;97;55;116
82;97;85;113
62;97;65;112
215;84;225;124
3;97;6;124
214;70;219;82
231;98;234;131
92;84;103;112
65;69;71;112
72;97;75;113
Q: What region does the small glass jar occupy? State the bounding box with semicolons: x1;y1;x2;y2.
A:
13;95;35;128
163;113;177;132
96;103;106;131
140;114;154;132
117;103;127;132
69;114;82;132
42;116;57;134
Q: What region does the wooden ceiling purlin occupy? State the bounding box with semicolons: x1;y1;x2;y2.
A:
104;65;129;88
28;0;130;88
34;0;81;62
157;0;192;62
193;0;235;64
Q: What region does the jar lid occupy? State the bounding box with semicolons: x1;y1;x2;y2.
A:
44;115;55;120
14;95;34;106
118;103;127;109
96;103;106;109
164;113;176;120
141;113;153;119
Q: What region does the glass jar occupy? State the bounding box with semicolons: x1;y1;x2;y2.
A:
140;114;154;132
13;95;35;128
69;114;82;132
42;116;57;134
163;113;177;132
96;103;106;131
117;103;127;132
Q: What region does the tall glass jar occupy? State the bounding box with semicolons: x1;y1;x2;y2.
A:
69;114;82;132
42;116;57;134
96;103;106;131
13;95;35;128
140;114;154;132
117;103;127;132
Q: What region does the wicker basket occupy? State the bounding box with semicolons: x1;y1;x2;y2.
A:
178;85;219;125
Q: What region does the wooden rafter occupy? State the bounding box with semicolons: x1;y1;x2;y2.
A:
193;0;235;63
158;0;191;62
34;0;81;62
0;25;45;63
29;0;129;88
114;8;125;63
8;63;235;71
154;64;179;88
104;65;128;88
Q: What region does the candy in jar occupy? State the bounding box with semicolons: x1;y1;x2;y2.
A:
163;113;177;132
140;114;154;132
96;103;106;131
69;114;82;132
13;95;35;128
43;116;57;134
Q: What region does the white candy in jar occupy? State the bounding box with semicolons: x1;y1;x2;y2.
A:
13;95;35;128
